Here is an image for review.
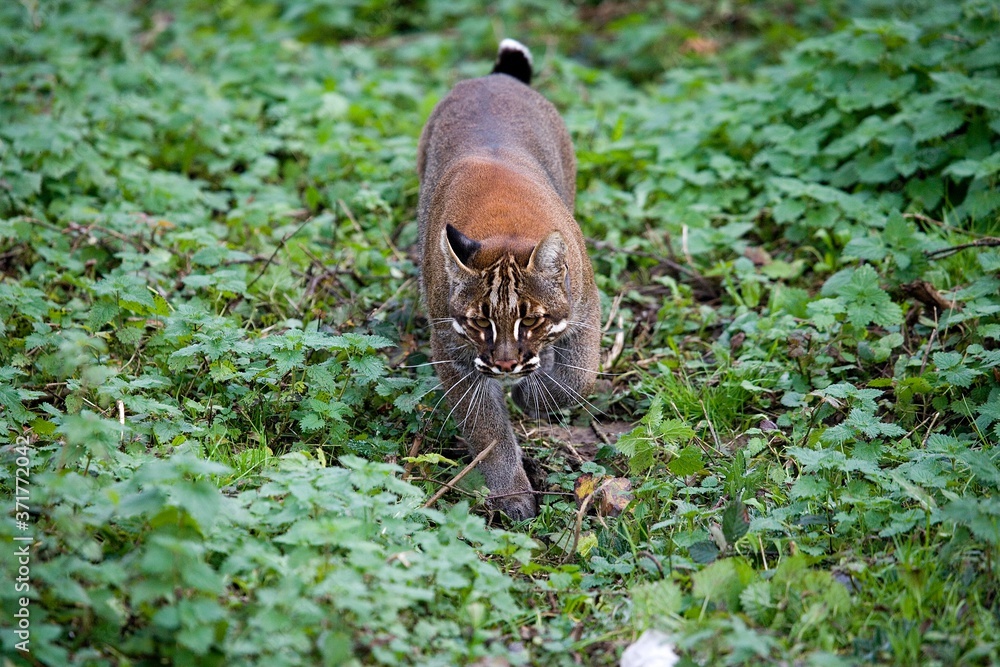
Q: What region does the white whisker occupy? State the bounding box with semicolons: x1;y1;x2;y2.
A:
470;378;488;434
524;373;576;435
531;375;543;421
427;369;476;424
531;373;560;419
541;370;606;422
526;374;545;421
551;361;620;377
566;320;604;333
438;375;482;440
398;359;453;368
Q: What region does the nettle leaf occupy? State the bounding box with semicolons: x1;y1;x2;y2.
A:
829;265;902;328
787;446;845;470
667;445;705;476
89;300;121;329
640;394;666;431
691;557;753;610
183;268;248;296
722;499;750;545
844;407;906;439
905;102;967;143
115;323;145;348
974;389;1000;435
0;368;38;424
790;474;830;500
298;412;326;432
92;273;156;313
891;138;920;177
268;347;305;376
0;283;51;325
932;351;981;388
906;176;944;209
842;68;915;110
806;297;846;329
835;33;885;64
883;211;924;270
842;234;888;262
347;355;385;385
659;418;695;443
931;71;1000;111
615;430;655;475
667;445;705;477
957;449;1000;490
963;36;1000;69
630;579;683;630
939;497;1000;545
616;398;695;474
394;377;438;413
57;410;124;462
330;332;394;352
739;581;775;623
772;198;806;224
820;383;884;412
854;152;898;184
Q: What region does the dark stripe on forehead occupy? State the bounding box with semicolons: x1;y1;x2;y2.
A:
486;255;522;313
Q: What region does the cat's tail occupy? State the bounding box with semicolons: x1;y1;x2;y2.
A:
491;38;533;85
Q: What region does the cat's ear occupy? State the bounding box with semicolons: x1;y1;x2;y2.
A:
441;224;480;276
527;231;566;276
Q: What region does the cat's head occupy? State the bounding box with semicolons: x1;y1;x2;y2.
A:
441;224;571;377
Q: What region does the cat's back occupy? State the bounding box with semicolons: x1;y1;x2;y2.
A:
417;66;576;211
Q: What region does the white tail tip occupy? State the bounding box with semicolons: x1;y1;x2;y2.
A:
498;38;533;66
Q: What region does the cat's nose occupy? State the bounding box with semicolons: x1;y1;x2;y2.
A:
493;358;518;373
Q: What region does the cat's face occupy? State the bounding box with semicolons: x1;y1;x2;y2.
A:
442;226;571;377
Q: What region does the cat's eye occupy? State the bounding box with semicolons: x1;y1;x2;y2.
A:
472;317;491;329
520;317;540;328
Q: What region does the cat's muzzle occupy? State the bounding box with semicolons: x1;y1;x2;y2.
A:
474;355;541;378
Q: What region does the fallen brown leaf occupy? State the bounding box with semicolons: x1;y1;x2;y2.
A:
598;477;632;517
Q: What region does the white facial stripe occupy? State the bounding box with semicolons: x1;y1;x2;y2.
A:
526;355;540;366
513;318;520;340
549;319;568;334
507;261;517;310
489;267;500;307
490;319;496;342
473;358;488;369
452;319;464;335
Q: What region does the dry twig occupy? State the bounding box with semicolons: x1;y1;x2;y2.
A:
422;439;497;509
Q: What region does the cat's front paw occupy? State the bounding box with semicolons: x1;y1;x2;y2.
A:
491;487;537;521
481;464;537;520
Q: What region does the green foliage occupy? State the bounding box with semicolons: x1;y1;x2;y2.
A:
0;453;534;664
2;0;1000;665
615;394;696;475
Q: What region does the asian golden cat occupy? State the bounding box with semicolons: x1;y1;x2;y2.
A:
417;39;601;520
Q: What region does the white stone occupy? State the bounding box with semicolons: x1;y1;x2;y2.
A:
620;630;680;667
